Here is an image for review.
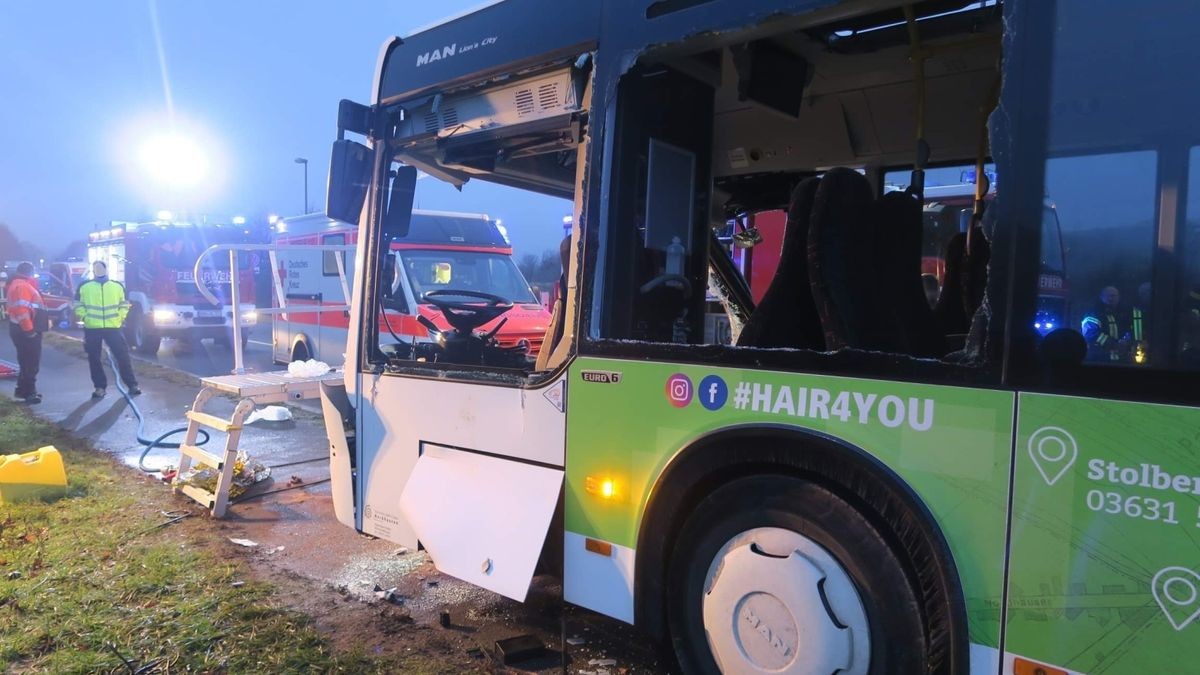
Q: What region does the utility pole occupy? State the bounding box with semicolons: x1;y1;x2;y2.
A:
295;157;309;213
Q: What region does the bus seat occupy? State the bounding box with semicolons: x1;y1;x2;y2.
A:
874;190;944;357
807;167;886;351
736;177;825;350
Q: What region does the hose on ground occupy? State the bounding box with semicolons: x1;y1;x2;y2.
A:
105;346;210;473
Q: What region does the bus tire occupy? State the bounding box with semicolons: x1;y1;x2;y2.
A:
666;474;925;675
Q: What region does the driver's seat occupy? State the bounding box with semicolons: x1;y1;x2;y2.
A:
535;235;573;371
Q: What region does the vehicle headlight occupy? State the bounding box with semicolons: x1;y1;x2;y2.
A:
241;310;258;324
153;309;176;324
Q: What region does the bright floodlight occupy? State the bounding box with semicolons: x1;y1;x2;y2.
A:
563;216;573;224
156;210;174;222
232;215;246;225
268;214;279;225
139;132;209;189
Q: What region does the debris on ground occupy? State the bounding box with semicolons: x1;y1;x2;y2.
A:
393;547;408;556
178;451;270;499
246;405;293;424
288;475;303;487
229;538;258;547
439;609;451;627
495;634;546;666
231;581;245;588
267;546;285;554
590;658;618;667
567;636;586;646
373;585;404;605
7;570;21;580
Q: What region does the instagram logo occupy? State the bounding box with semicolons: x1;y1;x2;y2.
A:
666;374;693;408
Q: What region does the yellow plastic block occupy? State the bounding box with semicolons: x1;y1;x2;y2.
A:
0;446;68;504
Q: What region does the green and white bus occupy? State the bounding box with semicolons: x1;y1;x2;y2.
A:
318;1;1200;672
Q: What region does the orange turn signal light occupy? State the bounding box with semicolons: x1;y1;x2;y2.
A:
585;475;620;500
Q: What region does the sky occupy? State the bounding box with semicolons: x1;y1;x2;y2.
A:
0;0;570;260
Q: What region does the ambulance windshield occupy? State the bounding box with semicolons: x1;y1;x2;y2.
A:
400;249;538;304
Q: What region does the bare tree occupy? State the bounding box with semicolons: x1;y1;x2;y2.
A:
0;222;24;263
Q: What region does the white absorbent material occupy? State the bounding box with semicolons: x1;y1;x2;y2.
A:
286;358;331;377
246;405;293;424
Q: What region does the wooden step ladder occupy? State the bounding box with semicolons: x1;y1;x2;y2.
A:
172;387;257;518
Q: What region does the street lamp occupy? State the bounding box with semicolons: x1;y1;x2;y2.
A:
294;157;309;214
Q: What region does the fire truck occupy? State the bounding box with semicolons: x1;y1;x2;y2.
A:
272;211;550;365
86;220;262;354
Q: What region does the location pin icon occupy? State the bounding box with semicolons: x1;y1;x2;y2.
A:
1152;566;1200;631
1027;426;1078;487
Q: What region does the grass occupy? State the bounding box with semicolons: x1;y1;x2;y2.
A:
0;398;418;673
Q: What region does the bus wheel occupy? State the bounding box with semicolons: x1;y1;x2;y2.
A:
667;475;925;675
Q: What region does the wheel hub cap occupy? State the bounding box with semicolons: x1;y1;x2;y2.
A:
702;527;870;674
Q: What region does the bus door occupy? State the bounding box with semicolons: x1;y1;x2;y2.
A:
1005;2;1200;673
338;62;590;602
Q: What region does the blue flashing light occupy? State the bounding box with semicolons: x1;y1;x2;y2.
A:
1035;311;1060;337
960;170;998;186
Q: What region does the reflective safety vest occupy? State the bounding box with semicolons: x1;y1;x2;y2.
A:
74;279;130;329
5;276;43;332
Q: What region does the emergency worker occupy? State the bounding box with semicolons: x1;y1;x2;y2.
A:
6;262;45;403
1130;282;1150;364
75;260;140;398
1081;286;1126;362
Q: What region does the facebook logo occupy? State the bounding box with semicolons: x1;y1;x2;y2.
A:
698;375;728;411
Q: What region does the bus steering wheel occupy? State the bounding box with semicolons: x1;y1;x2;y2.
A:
422;289;514;334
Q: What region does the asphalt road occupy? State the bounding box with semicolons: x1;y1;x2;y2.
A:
56;326;281;378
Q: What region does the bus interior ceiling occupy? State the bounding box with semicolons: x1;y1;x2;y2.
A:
391;61;587;200
661;2;1004;210
392;2;1003;202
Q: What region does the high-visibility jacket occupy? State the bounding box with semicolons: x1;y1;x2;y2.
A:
74;278;130;329
5;275;43;333
1081;304;1122;361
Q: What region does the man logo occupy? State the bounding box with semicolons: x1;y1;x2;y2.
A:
581;370;622;384
416;43;457;67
